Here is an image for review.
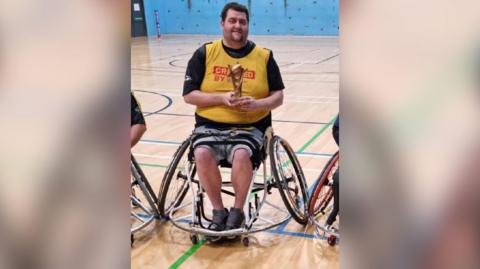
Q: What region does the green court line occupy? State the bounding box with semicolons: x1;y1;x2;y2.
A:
168;239;206;269
296;116;336;153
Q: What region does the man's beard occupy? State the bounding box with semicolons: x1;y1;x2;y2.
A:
231;31;246;42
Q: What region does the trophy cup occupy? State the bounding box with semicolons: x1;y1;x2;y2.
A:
228;64;246;99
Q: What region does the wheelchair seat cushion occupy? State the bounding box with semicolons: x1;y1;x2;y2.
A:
190;126;265;169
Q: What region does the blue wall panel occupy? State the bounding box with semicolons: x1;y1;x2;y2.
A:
143;0;338;36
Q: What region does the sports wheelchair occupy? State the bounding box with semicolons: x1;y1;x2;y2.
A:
130;154;160;246
157;127;309;246
308;151;339;246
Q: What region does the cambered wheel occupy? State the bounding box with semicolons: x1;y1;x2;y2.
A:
270;136;309;225
308;151;339;217
158;139;194;217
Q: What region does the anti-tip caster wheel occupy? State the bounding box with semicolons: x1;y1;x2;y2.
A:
190;234;199;245
327;235;337;246
242;237;249;247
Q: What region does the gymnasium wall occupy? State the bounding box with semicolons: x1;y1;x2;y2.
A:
143;0;338;36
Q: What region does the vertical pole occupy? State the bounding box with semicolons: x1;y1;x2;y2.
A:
154;10;161;39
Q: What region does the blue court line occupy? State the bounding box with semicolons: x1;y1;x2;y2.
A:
274;217;291;232
266;229;316;239
133;214;319;240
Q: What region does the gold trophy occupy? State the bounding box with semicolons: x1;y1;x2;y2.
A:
228;64;246;99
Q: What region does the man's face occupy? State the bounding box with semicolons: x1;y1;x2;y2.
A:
221;9;249;45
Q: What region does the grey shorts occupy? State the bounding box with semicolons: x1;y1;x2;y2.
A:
191;126;265;167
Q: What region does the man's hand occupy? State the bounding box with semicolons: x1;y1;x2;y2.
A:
221;92;235;107
232;96;259;111
184;90;236;108
184;90;283;110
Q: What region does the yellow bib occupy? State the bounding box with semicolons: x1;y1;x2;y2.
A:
197;40;271;124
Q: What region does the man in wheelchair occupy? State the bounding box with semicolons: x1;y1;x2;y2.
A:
182;2;285;240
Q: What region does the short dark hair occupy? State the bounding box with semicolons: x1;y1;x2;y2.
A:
221;2;249;22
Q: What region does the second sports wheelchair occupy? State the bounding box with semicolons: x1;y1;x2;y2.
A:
157;127;309;246
308;150;339;246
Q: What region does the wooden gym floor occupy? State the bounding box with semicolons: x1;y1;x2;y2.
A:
131;35;339;269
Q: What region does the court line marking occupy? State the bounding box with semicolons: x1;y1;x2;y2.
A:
296;116;336;153
134;89;173;116
168;240;206;269
282;53;339;71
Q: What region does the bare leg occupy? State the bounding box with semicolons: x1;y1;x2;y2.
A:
231;149;253;209
194;147;224;210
